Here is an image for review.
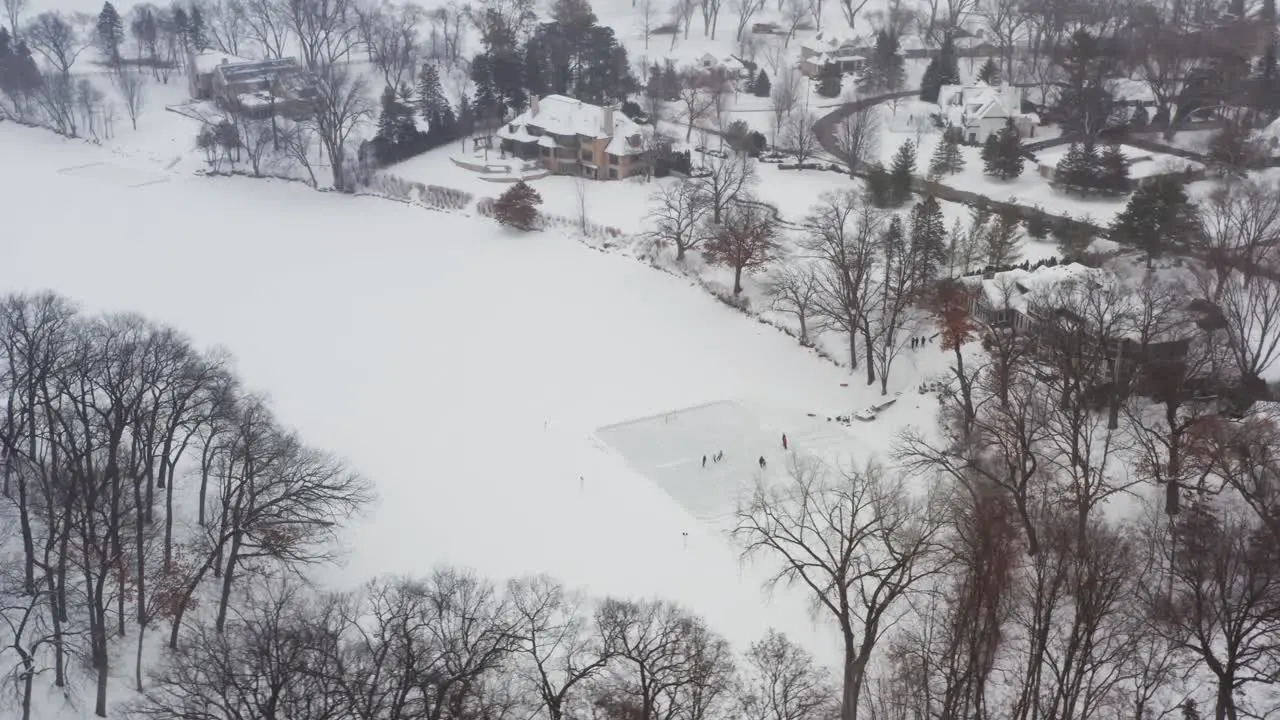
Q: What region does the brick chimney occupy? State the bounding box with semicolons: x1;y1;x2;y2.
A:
530;95;540;114
602;105;615;134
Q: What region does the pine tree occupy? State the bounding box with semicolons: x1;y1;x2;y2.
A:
1054;216;1095;259
98;2;123;66
889;140;916;206
416;63;456;142
909;194;947;285
172;7;190;51
865;30;904;92
919;34;960;102
753;69;770;98
983;210;1023;266
1055;142;1084;188
977;57;999;84
867;162;892;207
470;53;503;123
188;4;206;51
928;127;965;177
1110;176;1198;267
1098;143;1130;193
982;121;1024;180
493;181;543;231
817;62;841;98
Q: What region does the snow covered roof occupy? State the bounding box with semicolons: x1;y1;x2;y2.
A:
499;95;648;155
966;263;1104;315
191;50;252;75
937;80;1021;123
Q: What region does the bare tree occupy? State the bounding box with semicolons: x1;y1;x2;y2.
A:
730;0;765;40
25;12;92;77
508;575;612;720
3;0;25;37
1212;273;1280;383
112;67;146;130
769;69;800;146
233;113;277;175
735;458;946;720
134;578;346;720
703;199;779;294
829;106;880;175
764;264;825;344
203;0;248;56
676;67;715;142
279;119;320;186
979;0;1023;78
637;0;657;49
595;598;735;720
648;181;710;261
1146;499;1280;720
739;629;836;720
242;0;292;57
699;0;724;37
838;0;872;31
357;1;422;90
779;0;811;46
310;62;374;191
1194;178;1280;299
782;108;820;166
285;0;360;71
693;152;756;224
805;191;883;376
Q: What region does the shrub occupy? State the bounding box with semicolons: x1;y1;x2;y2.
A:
493;181;542;231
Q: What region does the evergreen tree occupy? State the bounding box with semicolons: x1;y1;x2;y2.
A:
865;30;904;92
493;181;543;231
1054;216;1095;259
867;162;893;207
919;34;960;102
415;63;456;141
1110;176;1199;267
1098;143;1130;193
470;53;503;123
372;85;426;164
977;57;999;84
984;210;1023;266
1055;142;1085;188
0;27;13;97
753;69;771;98
98;1;123;66
189;4;206;51
928;127;965;177
889;140;916;206
817;62;841;98
172;7;190;51
909;194;947;285
982;121;1024;180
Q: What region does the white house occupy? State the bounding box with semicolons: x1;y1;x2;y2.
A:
798;36;866;77
496;95;651;181
696;53;749;80
936;80;1035;144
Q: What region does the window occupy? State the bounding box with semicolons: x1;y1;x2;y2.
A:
581;149;593;162
608;167;619;179
608;153;619;165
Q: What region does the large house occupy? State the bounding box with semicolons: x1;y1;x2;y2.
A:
799;36;866;78
936;80;1036;144
496;95;650;181
963;263;1196;387
187;50;317;118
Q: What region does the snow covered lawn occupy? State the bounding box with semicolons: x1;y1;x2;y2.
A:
1;121;961;682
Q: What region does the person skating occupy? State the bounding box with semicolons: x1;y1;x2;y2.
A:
758;456;767;469
702;455;707;468
782;433;788;450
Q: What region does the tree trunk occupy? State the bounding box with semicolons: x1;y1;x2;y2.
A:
134;470;147;628
17;471;35;595
733;265;744;294
215;531;242;632
164;460;175;570
863;325;875;386
135;621;147;692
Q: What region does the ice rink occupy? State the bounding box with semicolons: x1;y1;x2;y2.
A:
595;399;890;524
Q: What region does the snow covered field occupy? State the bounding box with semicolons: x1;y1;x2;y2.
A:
0;122;963;701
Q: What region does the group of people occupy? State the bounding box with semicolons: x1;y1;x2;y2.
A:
702;435;789;470
910;335;934;349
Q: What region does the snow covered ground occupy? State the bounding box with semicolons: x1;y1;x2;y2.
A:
1;121;965;719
